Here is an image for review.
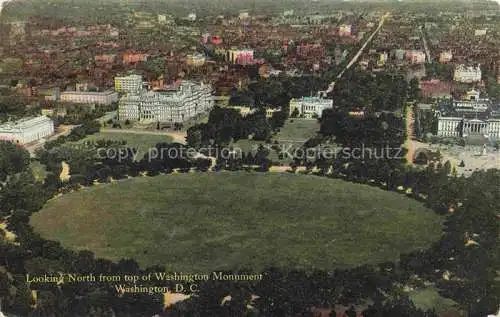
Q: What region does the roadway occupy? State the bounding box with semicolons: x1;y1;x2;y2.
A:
419;26;431;63
96;111;117;124
25;124;78;157
321;11;391;96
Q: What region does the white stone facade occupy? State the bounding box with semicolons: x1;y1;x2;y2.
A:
437;117;500;140
0;115;54;144
453;64;482;83
118;81;214;123
289;97;332;118
453;100;490;114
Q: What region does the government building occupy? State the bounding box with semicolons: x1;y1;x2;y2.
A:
289;97;333;119
437;117;500;140
436;89;500;141
0;115;55;144
118;81;214;123
60;90;119;105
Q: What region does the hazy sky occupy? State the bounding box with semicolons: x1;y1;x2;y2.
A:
0;0;498;13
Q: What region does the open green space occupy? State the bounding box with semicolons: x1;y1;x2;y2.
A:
0;58;23;74
31;173;443;271
77;132;173;158
409;288;463;316
274;119;320;142
30;161;47;182
231;119;321;163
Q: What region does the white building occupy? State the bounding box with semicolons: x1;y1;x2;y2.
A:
454;64;482;83
239;12;249;20
229;106;255;117
119;81;213;123
437;117;462;137
60;90;118;105
437;117;500;140
474;29;487;36
158;14;167;23
114;74;144;94
452;90;490;113
0;115;54;144
187;13;197;21
289;97;332;119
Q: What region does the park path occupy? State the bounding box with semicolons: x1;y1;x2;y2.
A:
405;104;416;164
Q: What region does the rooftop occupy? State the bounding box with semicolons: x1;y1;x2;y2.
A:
0;115;53;131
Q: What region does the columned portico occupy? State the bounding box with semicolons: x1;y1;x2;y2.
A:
462;120;488;137
438;117;500;140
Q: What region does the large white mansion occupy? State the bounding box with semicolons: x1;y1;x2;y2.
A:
289;97;333;118
118;81;214;122
453;64;482;83
437;117;500;139
0;115;54;144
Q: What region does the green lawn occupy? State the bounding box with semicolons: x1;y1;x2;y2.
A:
409;288;463;316
30;161;48;182
0;58;23;73
77;132;173;158
274;119;320;142
31;173;443;271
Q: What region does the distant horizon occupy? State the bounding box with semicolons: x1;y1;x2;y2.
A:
0;0;499;15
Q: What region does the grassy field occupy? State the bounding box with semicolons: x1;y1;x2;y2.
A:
0;58;23;74
31;173;443;271
274;119;320;142
409;288;463;316
78;132;173;158
30;161;48;181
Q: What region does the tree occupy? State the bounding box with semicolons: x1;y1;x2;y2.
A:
138;57;165;79
443;160;451;175
408;77;421;101
0;141;31;182
291;108;300;118
413;151;428;165
186;126;203;148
